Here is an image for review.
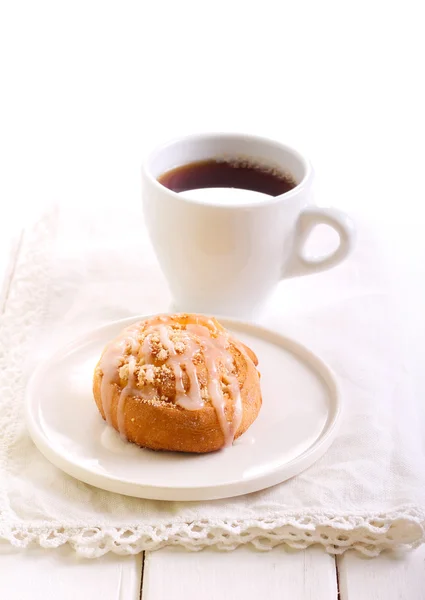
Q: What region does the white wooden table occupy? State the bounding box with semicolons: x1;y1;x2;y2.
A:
1;0;424;597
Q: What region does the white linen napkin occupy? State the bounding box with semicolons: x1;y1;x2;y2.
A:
0;204;424;557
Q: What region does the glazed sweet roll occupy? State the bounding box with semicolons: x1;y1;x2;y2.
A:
93;313;261;453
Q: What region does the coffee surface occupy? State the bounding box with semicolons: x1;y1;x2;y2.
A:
158;159;296;197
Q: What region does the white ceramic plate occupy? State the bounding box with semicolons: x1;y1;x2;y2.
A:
25;316;341;501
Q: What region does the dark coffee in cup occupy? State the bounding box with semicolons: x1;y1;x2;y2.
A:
158;159;296;196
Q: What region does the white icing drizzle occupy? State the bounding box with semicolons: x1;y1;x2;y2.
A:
98;323;142;429
116;354;136;439
187;324;243;446
98;316;248;446
159;325;203;410
99;338;127;426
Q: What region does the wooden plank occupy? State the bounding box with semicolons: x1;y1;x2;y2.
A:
338;546;425;600
0;542;143;600
142;546;337;600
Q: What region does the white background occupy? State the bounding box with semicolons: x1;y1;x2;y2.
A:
1;1;425;598
1;0;424;222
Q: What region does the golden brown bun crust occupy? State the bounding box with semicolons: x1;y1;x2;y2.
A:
93;314;262;453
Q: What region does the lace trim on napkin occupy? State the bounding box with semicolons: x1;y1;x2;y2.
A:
1;510;424;558
0;215;424;558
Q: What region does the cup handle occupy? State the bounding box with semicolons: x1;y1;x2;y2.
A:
285;206;355;278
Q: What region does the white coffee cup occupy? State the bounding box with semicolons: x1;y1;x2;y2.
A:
142;133;355;318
